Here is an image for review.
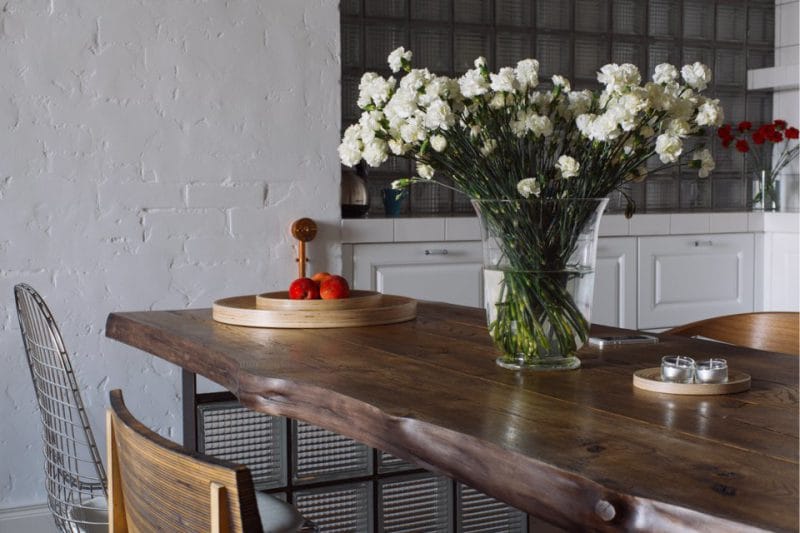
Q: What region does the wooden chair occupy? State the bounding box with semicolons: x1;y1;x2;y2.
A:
666;312;800;355
106;389;314;532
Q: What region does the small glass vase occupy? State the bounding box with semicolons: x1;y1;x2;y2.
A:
472;198;608;371
752;170;780;211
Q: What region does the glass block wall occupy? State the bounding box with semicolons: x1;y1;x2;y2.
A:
341;0;775;214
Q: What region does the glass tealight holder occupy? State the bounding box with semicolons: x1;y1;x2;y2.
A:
661;356;696;383
695;358;728;384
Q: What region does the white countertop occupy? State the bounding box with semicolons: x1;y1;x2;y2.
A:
341;212;800;243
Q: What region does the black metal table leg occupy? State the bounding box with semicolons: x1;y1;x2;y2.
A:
181;368;197;451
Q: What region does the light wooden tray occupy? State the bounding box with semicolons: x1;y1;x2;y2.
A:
213;292;416;328
633;368;751;395
255;290;383;311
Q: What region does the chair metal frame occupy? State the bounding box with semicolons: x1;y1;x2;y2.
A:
14;283;107;532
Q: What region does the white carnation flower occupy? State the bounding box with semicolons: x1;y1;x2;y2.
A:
430;134;447;152
556;155;580;178
666;118;691;137
528;114;553;137
551;75;571;92
597;63;641;93
459;68;490;98
568;90;593;116
469;125;482;138
490;67;518;93
652;64;679;84
387;47;412;73
576;113;596;137
681;62;711;91
515;59;540;89
388;138;408;155
399;114;425;144
489;92;507;109
655;133;683;164
424;99;454;130
517;177;540;198
480;138;497;156
362;138;388;167
338;124;363;166
384;88;418;123
357;72;396;108
416;162;434;179
474;56;487;69
399;68;432;91
695;98;723;127
692;148;715;178
589;113;621;141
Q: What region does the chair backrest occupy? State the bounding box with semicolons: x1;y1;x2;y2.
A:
666;312;800;355
14;283;107;530
106;389;263;533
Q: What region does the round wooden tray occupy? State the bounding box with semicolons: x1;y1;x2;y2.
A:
633;368;751;395
255;290;383;311
213;293;416;328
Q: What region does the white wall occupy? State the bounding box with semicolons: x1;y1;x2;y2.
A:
0;0;341;510
774;0;800;208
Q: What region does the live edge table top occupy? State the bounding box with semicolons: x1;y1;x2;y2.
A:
106;302;799;532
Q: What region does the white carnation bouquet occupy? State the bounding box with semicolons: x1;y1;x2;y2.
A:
339;49;723;367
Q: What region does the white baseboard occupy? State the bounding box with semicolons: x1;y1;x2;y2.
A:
0;503;56;533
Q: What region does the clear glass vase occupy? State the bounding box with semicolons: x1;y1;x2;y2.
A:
472;198;609;371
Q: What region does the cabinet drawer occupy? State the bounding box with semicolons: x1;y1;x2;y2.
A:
457;483;527;533
593;237;637;328
379;473;452;532
292;420;372;484
294;481;373;533
638;234;754;329
351;242;483;307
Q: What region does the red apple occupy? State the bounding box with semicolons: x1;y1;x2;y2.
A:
288;277;320;300
311;272;333;286
319;275;350;299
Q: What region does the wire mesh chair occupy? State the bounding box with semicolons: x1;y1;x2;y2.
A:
14;283;108;533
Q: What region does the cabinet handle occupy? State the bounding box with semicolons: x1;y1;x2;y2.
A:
692;240;713;247
424;249;449;255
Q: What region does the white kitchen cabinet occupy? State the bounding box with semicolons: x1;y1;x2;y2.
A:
348;241;484;307
592;237;637;328
761;232;800;311
638;234;755;329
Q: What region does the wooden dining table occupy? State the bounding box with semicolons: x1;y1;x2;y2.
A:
105;301;799;532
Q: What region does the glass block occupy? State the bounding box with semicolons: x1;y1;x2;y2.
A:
747;6;774;45
457;483;526;533
715;48;747;87
411;26;452;71
716;91;746;124
681;46;714;71
575;0;608;32
454;0;491;23
379;474;452;532
612;40;646;72
378;451;418;473
713;178;745;209
365;24;407;69
293;482;372;533
537;0;571;30
365;0;407;18
410;181;441;214
746;91;773;126
683;0;714;41
575;38;609;79
342;75;362;121
495;32;531;70
648;0;679;38
716;3;746;43
453;191;474;214
747;48;774;70
645;179;677;210
648;41;679;76
612;0;646;35
341;0;361;15
292;420;371;483
712;135;745;175
537;34;572;78
455;30;491;72
197;402;286;489
495;0;532;26
368;175;409;216
412;0;451;21
342;23;362;69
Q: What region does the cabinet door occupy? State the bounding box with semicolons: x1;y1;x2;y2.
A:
351;242;483;307
638;234;754;329
592;237;637;328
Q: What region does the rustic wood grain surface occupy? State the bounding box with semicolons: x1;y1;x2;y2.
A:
106;302;799;532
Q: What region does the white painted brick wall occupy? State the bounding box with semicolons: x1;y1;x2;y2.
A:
0;0;341;510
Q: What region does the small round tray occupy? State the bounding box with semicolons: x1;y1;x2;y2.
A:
213;293;416;328
633;368;751;395
255;290;383;311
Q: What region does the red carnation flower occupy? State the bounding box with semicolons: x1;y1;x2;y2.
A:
738;121;752;132
717;125;733;139
722;137;733;148
774;119;787;129
735;139;750;153
752;131;766;145
771;131;784;143
786;127;799;139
